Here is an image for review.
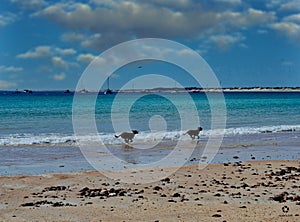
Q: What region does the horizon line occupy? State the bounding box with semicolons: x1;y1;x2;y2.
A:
1;86;300;92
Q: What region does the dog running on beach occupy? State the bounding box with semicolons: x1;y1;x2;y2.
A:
115;130;139;143
184;127;203;140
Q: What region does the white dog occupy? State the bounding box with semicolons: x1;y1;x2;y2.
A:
184;127;203;140
115;130;139;143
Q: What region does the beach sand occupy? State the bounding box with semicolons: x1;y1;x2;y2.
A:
0;160;299;222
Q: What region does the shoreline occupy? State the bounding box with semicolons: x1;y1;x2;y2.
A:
1;159;299;221
1;141;300;176
1;87;300;94
120;87;300;93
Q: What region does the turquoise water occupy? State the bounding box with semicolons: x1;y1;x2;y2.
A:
1;91;299;146
0;91;300;175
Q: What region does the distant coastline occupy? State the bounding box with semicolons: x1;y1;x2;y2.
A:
1;86;300;93
119;86;300;93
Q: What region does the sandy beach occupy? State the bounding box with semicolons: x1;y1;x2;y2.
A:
2;0;300;221
1;160;299;221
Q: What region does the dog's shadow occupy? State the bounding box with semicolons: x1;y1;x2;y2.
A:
122;143;134;149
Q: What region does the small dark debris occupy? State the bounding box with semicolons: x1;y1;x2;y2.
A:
212;214;222;217
153;186;162;191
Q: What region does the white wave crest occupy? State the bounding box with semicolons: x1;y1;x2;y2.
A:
1;124;300;146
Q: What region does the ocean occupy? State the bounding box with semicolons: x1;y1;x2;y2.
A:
0;91;300;175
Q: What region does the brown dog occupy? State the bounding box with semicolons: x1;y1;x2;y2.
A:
184;127;203;140
115;130;139;143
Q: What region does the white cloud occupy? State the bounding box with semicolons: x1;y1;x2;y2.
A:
213;0;241;4
22;1;279;56
209;33;245;50
221;9;276;29
32;1;279;51
77;53;96;64
53;72;66;81
279;0;300;11
0;12;17;27
136;0;193;10
246;8;276;25
0;80;17;89
195;46;209;55
61;32;85;43
238;43;248;48
38;66;52;74
16;45;77;75
257;29;268;34
266;0;285;9
270;22;300;41
17;46;52;59
10;0;46;10
0;65;23;73
55;47;76;55
80;33;131;51
52;56;68;69
269;11;300;42
283;14;300;23
81;33;102;49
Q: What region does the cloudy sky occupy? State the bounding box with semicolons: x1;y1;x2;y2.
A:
0;0;300;90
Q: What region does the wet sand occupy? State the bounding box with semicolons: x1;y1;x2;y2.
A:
1;160;300;221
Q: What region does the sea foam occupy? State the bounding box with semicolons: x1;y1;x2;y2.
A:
0;124;299;147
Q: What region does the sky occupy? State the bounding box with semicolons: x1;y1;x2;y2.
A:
0;0;300;90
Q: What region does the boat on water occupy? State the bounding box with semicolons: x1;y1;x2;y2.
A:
23;89;33;93
13;89;21;94
104;88;112;95
104;77;113;95
79;89;89;93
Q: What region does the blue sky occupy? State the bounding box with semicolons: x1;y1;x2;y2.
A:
0;0;300;90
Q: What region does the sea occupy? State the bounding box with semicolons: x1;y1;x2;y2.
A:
0;91;300;175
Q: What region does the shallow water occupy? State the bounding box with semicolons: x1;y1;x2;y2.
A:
0;91;299;175
0;132;299;176
1;91;300;146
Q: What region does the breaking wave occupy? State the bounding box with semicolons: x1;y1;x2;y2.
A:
1;124;300;147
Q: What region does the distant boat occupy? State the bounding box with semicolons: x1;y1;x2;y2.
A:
23;89;32;93
13;89;21;94
79;89;88;93
64;89;71;93
104;77;113;95
104;88;112;95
